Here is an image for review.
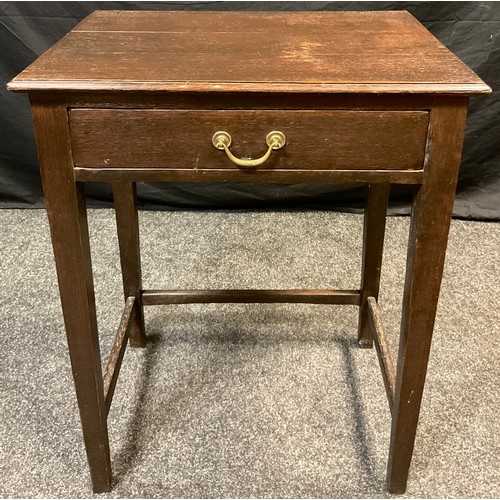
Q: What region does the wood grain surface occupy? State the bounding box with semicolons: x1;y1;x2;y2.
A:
11;8;489;495
141;289;361;305
8;10;490;94
69;109;429;170
386;96;469;493
30;99;112;492
358;184;390;347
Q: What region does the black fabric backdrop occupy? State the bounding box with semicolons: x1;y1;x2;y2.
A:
1;1;498;218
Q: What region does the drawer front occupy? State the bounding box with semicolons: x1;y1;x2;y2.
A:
69;109;429;171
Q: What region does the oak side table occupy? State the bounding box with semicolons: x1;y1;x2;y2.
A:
8;10;490;494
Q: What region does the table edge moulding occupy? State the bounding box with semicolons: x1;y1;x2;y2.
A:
7;8;491;495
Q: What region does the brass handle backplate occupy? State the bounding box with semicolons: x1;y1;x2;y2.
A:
212;130;286;167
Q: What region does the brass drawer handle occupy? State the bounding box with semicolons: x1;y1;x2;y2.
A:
212;131;286;167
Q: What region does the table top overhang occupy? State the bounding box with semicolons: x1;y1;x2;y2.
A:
8;10;491;94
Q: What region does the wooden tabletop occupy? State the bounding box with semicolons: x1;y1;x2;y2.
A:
8;10;490;94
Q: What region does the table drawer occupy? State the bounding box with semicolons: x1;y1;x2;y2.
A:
69;109;429;171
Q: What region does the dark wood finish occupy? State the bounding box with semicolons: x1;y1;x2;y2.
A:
142;289;361;306
75;167;424;185
358;184;390;347
386;97;469;494
36;92;454;111
69;109;429;171
112;182;146;347
10;9;491;496
367;297;396;410
30;98;112;493
103;296;136;416
8;11;489;94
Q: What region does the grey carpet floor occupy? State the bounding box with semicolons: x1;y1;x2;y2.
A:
0;209;499;498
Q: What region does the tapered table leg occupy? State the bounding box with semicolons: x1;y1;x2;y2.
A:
112;182;146;347
358;183;390;348
31;100;112;492
386;98;469;494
